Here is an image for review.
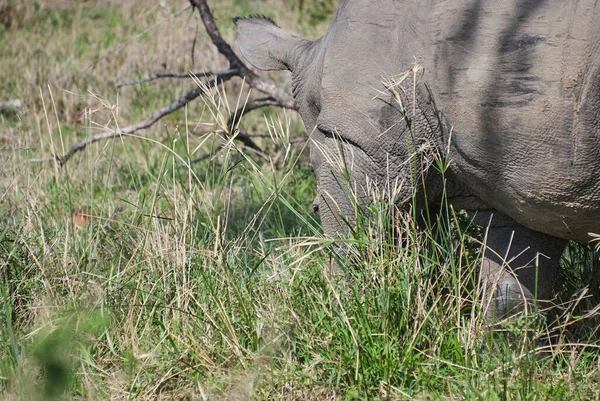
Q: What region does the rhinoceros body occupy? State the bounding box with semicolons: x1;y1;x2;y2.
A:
235;0;600;316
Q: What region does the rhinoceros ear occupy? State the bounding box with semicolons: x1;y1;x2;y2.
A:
234;15;308;72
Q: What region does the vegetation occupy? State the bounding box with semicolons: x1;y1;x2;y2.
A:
1;1;599;399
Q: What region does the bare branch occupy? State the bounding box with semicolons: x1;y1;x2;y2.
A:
189;0;247;71
56;74;237;165
116;69;239;88
27;2;298;168
189;0;296;110
226;97;288;148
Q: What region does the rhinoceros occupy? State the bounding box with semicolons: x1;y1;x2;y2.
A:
234;0;600;317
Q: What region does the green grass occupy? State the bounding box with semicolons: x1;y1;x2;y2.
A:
1;1;600;400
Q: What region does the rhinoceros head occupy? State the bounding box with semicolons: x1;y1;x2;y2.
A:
235;10;442;240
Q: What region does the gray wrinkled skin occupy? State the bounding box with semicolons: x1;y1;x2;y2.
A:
235;0;600;318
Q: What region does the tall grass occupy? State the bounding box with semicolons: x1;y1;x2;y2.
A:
1;1;600;400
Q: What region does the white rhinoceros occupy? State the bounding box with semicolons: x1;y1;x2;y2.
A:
235;0;600;317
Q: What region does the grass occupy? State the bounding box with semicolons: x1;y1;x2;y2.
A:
1;1;600;400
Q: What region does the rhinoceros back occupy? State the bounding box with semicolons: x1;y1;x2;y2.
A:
426;0;600;241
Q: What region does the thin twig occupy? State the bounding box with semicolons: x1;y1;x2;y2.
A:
242;134;306;144
183;97;290;166
226;97;287;149
55;74;235;165
27;1;298;168
241;142;269;159
191;19;199;67
116;69;239;88
180;135;268;168
185;146;221;165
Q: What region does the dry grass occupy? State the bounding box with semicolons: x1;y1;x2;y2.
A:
0;0;317;169
1;1;600;400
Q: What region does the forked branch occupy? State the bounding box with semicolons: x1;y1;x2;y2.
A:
188;0;295;108
32;1;296;167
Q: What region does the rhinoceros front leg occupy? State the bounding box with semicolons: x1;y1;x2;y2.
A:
480;224;566;319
